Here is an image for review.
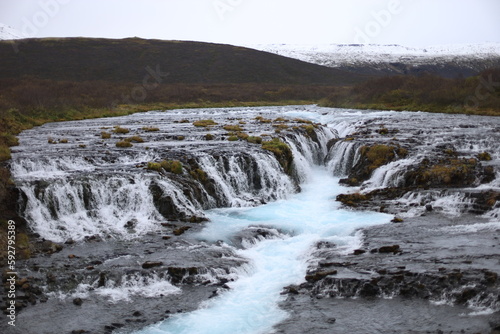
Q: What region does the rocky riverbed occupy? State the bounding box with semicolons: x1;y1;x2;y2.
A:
2;106;500;334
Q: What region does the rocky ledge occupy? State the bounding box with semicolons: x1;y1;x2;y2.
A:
279;212;500;333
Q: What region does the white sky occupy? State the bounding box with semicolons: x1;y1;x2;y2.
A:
0;0;499;47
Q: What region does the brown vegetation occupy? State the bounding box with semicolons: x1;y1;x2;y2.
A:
320;69;500;116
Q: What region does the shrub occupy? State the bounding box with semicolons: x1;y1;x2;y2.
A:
113;126;130;134
116;140;133;147
205;134;214;140
193;119;217;127
228;136;239;141
59;138;68;143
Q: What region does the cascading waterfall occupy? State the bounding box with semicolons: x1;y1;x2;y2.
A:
326;140;361;177
9;106;500;334
133;168;390;334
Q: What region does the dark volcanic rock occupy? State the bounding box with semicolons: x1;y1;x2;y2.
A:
142;261;163;269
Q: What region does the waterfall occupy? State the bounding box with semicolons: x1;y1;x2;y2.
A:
11;114;335;242
326;140;361;177
362;158;416;189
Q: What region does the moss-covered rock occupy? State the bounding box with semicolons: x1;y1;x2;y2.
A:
193;119;217;127
262;138;293;175
477;151;492;161
342;144;408;185
405;158;485;188
336;193;372;207
116;140;133;148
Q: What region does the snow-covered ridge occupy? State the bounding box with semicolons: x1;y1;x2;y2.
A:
246;43;500;68
0;23;26;40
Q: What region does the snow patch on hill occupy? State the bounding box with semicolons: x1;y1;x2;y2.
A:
0;23;26;40
247;43;500;68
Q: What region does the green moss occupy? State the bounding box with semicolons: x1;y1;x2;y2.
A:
273;124;289;130
262;138;293;174
377;127;389;135
236;132;249;140
193;119;217;127
301;124;315;135
477;152;492;161
228;136;239;141
16;233;31;259
101;131;111;139
205;134;214;140
411;158;480;187
116;140;133;147
147;162;162;171
294;118;313;124
113;126;130;134
223;124;244;132
246;136;262;144
160;160;183;174
124;135;144;143
142;126;159;132
0;146;11;161
0;133;19;147
190;168;208;182
177;136;185;141
255;116;272;123
360;144;396;171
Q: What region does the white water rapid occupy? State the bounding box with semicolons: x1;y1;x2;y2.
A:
133;168;390;334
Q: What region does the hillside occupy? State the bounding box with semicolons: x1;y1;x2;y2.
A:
0;38;367;85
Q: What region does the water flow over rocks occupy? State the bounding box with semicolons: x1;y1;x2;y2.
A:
4;106;500;334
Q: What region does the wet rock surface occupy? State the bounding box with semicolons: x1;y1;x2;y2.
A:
278;213;500;333
2;228;246;334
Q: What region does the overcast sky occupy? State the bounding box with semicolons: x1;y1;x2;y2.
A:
1;0;499;47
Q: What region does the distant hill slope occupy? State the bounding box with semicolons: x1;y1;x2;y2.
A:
250;43;500;78
0;38;367;85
